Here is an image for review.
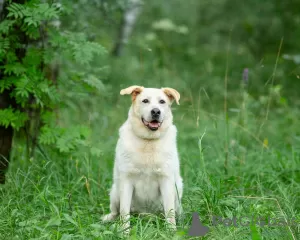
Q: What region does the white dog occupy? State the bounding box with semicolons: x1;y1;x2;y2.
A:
102;86;183;232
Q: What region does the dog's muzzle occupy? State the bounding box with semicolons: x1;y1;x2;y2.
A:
142;118;162;131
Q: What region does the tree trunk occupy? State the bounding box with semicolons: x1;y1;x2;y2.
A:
0;90;15;184
0;0;26;183
112;0;142;56
0;0;12;184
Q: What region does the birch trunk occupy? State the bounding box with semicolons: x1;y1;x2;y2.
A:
112;0;142;56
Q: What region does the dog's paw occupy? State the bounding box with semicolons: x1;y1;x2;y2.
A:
117;218;131;236
166;217;177;231
101;213;117;222
121;223;131;235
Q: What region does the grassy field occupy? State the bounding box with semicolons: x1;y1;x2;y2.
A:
1;62;300;239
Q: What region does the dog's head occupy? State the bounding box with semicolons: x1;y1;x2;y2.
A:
120;86;180;139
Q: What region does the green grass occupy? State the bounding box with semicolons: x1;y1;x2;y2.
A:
1;76;299;239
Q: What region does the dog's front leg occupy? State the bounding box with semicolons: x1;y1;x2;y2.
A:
160;177;176;229
119;177;133;234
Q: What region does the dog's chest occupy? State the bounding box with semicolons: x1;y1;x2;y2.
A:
120;140;173;177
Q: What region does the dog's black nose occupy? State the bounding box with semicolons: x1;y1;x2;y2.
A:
151;108;161;118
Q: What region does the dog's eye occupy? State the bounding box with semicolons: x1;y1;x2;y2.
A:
142;99;149;103
159;100;166;104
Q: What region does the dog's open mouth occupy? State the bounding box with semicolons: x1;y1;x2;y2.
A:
142;118;162;131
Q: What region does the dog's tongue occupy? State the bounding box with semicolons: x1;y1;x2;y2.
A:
149;121;159;128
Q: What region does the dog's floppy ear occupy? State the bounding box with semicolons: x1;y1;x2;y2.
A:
120;85;144;101
162;87;180;105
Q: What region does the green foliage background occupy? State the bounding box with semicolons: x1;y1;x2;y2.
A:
0;0;300;239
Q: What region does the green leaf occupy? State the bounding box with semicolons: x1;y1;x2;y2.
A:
250;224;262;240
0;77;14;93
23;48;42;67
4;62;26;76
63;213;78;226
0;37;10;56
0;108;28;130
90;147;102;157
65;33;107;65
60;234;73;240
82;75;105;91
0;19;16;34
46;217;61;227
39;126;59;145
7;3;26;19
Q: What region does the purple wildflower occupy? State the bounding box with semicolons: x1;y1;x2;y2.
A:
243;68;249;85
